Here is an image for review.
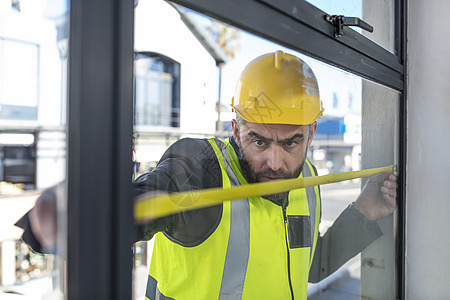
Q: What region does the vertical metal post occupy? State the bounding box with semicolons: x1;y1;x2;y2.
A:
67;0;134;299
397;0;407;299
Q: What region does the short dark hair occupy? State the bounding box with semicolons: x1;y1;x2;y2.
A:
235;113;247;129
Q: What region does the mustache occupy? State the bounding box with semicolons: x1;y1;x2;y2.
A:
254;169;294;179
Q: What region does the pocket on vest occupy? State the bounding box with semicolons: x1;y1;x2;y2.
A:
287;215;311;248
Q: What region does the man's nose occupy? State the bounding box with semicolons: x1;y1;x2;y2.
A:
265;144;284;171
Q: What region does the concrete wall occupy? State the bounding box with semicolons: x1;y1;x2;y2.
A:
406;0;450;298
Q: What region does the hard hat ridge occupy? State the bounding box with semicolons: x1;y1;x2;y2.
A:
274;50;288;70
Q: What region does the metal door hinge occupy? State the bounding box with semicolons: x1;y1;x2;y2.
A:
325;15;374;38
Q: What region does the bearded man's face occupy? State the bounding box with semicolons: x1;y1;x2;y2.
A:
232;120;316;202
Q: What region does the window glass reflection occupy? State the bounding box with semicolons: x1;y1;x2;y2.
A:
133;1;399;300
0;39;39;120
1;0;68;298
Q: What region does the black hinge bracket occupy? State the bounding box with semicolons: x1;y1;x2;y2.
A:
325;15;374;38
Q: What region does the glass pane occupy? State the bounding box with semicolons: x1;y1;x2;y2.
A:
305;0;396;54
133;1;399;299
0;0;69;299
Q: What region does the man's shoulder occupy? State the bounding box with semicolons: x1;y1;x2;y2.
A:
162;138;215;160
135;137;223;193
158;138;223;186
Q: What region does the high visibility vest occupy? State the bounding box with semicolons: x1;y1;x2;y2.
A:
146;138;321;300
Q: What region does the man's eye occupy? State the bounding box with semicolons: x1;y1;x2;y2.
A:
285;141;297;147
255;140;265;146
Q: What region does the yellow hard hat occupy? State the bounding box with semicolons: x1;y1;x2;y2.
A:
231;51;324;125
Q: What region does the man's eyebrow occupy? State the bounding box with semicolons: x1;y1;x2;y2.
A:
247;131;305;143
247;131;272;142
278;133;305;143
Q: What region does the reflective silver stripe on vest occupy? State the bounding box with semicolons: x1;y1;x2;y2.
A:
146;274;175;300
302;161;317;258
214;138;240;187
215;139;250;300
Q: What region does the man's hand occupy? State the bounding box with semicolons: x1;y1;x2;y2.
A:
355;172;398;221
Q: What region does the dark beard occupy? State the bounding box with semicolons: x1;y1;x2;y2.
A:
237;144;304;202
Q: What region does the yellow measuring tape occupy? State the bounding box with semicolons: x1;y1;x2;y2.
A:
135;165;395;222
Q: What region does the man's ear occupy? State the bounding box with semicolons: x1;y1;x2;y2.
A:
307;121;317;148
231;119;240;144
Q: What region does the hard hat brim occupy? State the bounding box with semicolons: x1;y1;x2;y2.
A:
232;104;324;126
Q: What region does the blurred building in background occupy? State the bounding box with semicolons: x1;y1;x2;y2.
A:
133;0;230;177
0;0;68;295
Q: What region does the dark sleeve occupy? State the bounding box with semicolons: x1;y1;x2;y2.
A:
309;202;383;283
15;211;45;253
133;138;223;245
15;138;223;252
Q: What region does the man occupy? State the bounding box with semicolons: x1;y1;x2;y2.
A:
133;51;398;299
18;51;397;299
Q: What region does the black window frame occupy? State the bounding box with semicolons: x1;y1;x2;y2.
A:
67;0;407;299
67;0;134;299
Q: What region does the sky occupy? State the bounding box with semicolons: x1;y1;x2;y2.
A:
191;0;365;119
